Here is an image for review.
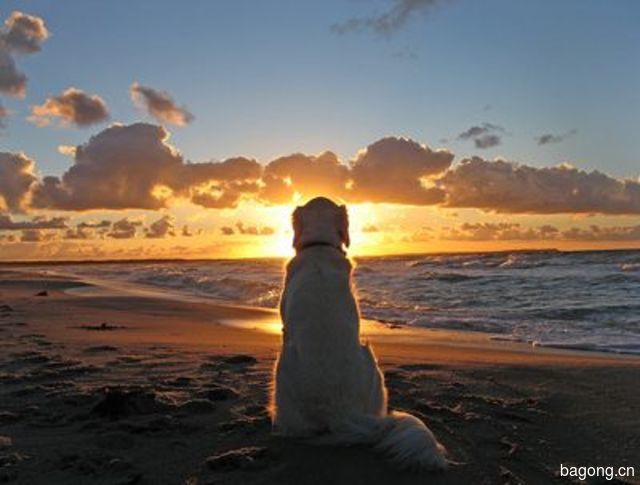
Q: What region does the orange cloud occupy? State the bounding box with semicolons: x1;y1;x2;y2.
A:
440;157;640;214
29;87;110;127
131;82;193;126
0;152;37;213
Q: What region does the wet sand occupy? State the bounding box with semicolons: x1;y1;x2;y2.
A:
0;269;638;484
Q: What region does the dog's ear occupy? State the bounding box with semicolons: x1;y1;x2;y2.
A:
338;205;350;248
292;206;303;249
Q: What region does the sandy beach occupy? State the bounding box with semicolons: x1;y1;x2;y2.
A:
0;268;638;485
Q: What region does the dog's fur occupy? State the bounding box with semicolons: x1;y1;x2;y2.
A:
270;197;447;471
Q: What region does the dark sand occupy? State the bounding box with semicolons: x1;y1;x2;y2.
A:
0;269;638;484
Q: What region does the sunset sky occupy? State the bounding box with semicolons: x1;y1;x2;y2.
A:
1;0;639;260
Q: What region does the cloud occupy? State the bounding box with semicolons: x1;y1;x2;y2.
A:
457;122;503;149
0;103;8;128
439;222;640;242
145;215;176;238
441;222;558;241
29;88;110;127
331;0;444;38
0;215;68;231
77;220;111;230
220;222;275;236
108;218;141;239
32;123;262;211
260;151;350;204
0;11;48;97
349;136;452;204
63;227;91;240
362;224;380;233
20;229;44;242
440;157;640;215
561;225;640;241
130;82;194;126
535;129;577;146
0;45;27;97
1;11;49;54
0;152;37;213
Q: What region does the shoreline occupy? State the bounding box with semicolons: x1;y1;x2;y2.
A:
14;265;640;360
1;269;639;484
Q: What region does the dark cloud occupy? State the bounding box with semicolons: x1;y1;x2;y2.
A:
0;215;68;231
29;88;110;127
0;103;8;128
439;157;640;214
63;227;91;240
0;46;27;97
349;136;452;205
457;122;503;149
220;222;274;236
145;215;176;238
0;152;37;213
441;222;558;241
1;11;48;54
0;11;48;97
131;82;193;126
331;0;444;38
474;134;501;149
77;220;112;230
32;123;261;211
536;129;577;146
561;225;640;241
108;218;141;239
440;222;640;242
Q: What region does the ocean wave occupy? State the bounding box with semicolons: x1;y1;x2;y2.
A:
414;271;478;282
621;262;640;272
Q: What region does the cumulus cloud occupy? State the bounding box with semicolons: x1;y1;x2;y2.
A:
331;0;444;38
29;88;110;127
260;151;350;204
130;82;193;126
440;157;640;214
0;215;68;231
145;215;176;238
457;122;503;149
220;226;235;236
1;11;49;54
32;123;262;211
0;152;37;213
535;129;577;146
108;218;141;239
349;136;452;205
0;11;48;97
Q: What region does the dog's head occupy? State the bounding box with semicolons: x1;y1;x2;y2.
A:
292;197;350;253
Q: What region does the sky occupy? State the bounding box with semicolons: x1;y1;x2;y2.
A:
0;0;639;260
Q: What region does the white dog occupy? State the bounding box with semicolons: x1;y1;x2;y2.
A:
270;197;447;471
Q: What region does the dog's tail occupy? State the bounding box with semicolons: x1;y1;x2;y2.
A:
310;411;447;471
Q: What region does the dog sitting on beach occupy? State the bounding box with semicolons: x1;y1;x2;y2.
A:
270;197;447;471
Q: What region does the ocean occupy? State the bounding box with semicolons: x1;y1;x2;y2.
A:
28;249;640;355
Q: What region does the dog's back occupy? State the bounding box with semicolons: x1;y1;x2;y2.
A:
271;197;447;471
274;246;386;435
